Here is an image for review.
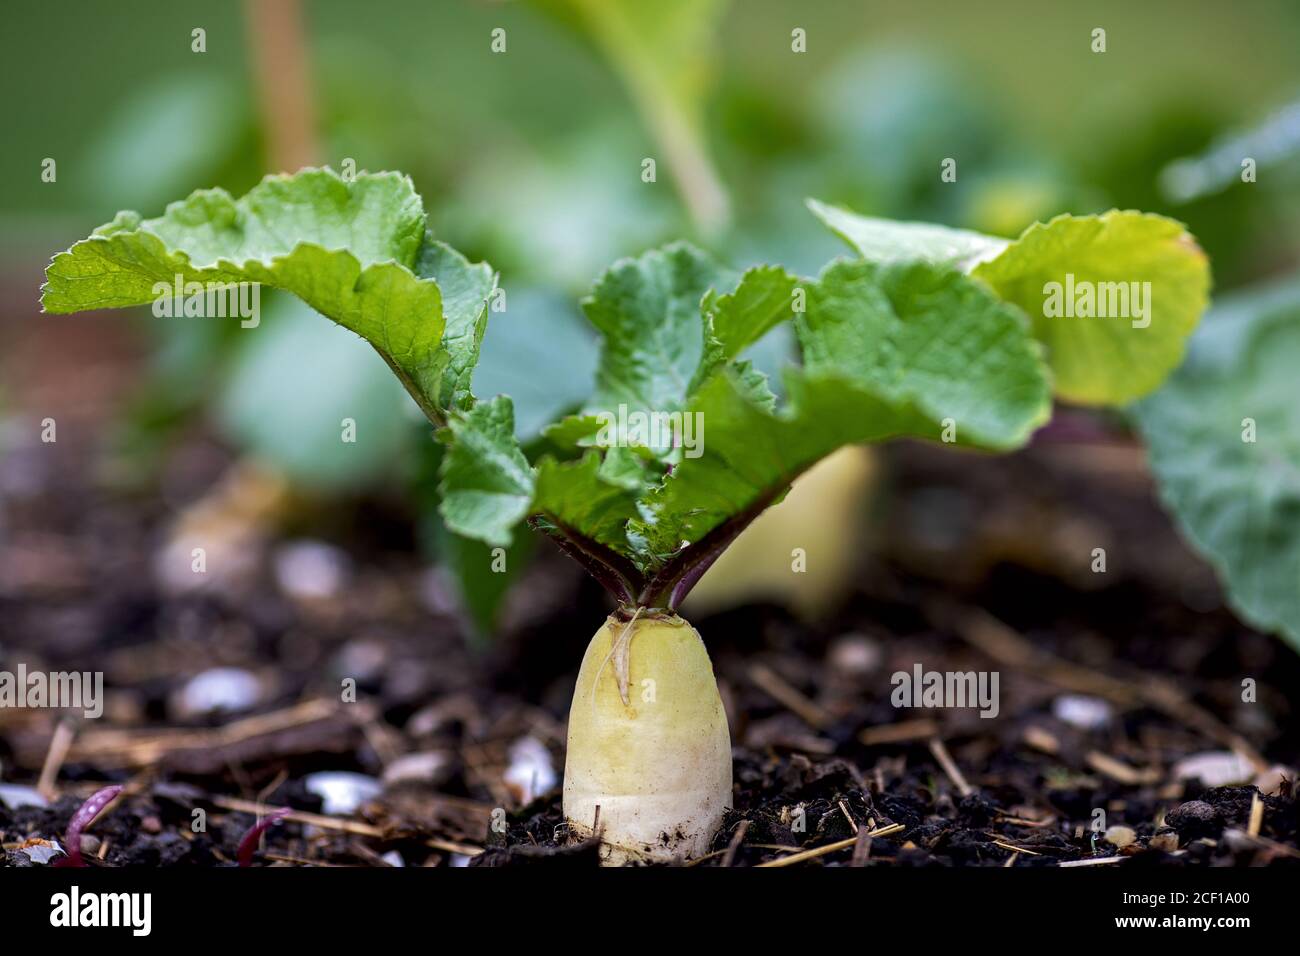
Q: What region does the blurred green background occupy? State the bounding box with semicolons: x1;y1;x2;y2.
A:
2;0;1299;634
6;0;1299;271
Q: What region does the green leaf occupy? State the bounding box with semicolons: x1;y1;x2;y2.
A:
582;241;734;439
1134;277;1300;650
692;264;798;399
596;444;660;491
41;168;487;423
627;371;899;564
438;396;535;548
533;452;645;556
973;211;1210;405
797;260;1051;446
541;413;608;450
445;249;802;565
414;239;497;412
440;244;1051;591
807;198;1008;270
809;200;1211;406
630;259;1051;563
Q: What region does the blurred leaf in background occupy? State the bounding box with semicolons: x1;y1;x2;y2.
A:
1155;98;1300;285
814;49;1002;221
472;288;599;441
1135;275;1300;651
217;294;417;491
1080;99;1269;287
432;520;536;643
441;125;681;290
405;426;535;641
532;0;730;235
77;72;260;213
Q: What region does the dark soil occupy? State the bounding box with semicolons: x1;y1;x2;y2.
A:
1;317;1297;868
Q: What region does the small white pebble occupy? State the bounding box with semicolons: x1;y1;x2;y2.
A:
274;540;350;601
1104;825;1136;848
20;839;65;865
1221;828;1255;853
1172;751;1254;788
0;784;48;809
827;634;882;676
174;667;262;718
304;772;383;815
503;737;557;805
382;751;451;787
1052;694;1113;731
418;567;459;616
332;639;388;682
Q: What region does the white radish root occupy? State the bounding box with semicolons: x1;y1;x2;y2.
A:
563;612;731;865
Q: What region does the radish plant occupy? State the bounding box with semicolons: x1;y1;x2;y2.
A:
42;168;1209;863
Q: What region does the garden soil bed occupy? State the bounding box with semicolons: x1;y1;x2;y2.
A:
1;318;1297;867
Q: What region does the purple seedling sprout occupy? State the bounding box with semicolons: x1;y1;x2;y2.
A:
56;784;124;867
237;807;292;866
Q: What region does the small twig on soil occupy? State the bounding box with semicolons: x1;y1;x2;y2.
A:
1232;832;1300;860
226;757;256;799
263;853;349;867
747;662;832;728
992;839;1040;856
350;843;402;867
1058;856;1125;867
859;718;939;746
1003;852;1019;867
756;823;905;868
838;800;857;834
1021;726;1060;755
353;712;405;767
1086;751;1160;786
1248;792;1264;838
721;820;749;868
211;795;483;857
937;603;1268;771
66;698;344;768
928;738;973;797
256;768;289;806
684;847;728;866
37;719;75;799
850;826;873;867
996;813;1055;828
